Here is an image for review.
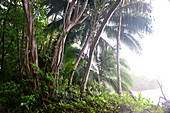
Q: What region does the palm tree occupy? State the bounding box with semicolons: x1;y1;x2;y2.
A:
116;0;125;96
105;1;152;54
103;0;152;95
88;38;132;93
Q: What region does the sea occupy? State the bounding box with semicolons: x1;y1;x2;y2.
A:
132;87;170;105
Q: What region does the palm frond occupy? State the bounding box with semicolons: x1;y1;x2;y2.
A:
121;82;130;91
104;26;142;54
121;33;142;54
105;77;118;93
41;0;67;17
63;46;81;64
121;14;152;34
120;68;133;87
44;19;63;35
120;58;130;70
104;76;131;93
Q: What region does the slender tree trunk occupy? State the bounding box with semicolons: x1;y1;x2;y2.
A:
38;41;46;54
44;35;53;75
22;1;42;105
20;22;25;79
25;36;30;76
80;0;122;93
15;1;22;82
68;30;92;86
116;37;121;96
46;35;53;54
117;0;124;97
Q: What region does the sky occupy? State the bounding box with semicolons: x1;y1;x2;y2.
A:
122;0;170;97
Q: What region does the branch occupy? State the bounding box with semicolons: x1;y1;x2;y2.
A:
77;13;91;24
63;0;70;32
76;0;88;22
77;0;107;25
30;0;35;7
156;79;167;101
33;4;40;20
66;0;76;26
73;0;80;19
38;41;46;54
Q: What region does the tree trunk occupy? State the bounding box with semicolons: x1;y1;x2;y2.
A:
22;0;40;90
20;22;25;79
117;0;125;97
80;0;122;93
25;36;30;76
49;0;89;89
15;1;22;82
22;0;39;68
46;35;53;54
49;34;67;95
0;1;12;79
38;41;46;54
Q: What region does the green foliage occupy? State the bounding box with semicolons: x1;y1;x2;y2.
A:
0;78;163;113
0;81;22;112
0;0;163;112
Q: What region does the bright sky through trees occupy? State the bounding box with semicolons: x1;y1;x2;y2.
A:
123;0;170;97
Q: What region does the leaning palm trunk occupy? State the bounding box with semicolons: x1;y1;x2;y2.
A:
68;30;92;86
117;0;125;97
80;0;122;93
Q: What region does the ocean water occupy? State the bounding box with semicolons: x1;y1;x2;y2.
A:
132;88;170;105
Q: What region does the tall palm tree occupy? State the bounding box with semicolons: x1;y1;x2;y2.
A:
82;0;152;93
103;0;152;95
116;0;125;96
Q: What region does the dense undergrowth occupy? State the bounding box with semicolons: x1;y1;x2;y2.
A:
0;80;163;113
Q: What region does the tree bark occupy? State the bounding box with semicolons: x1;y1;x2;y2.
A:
80;0;122;93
